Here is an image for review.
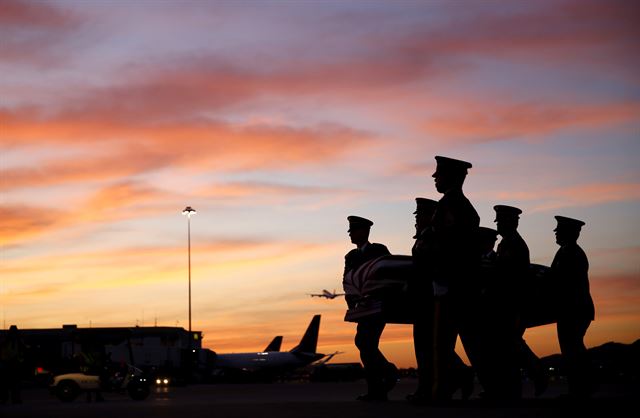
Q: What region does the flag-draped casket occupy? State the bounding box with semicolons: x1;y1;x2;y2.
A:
343;255;555;328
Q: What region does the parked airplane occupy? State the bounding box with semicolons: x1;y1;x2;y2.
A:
312;350;344;366
309;289;344;299
210;315;324;382
263;336;283;352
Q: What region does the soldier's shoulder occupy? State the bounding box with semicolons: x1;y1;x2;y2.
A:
345;248;359;259
370;243;391;255
370;242;389;250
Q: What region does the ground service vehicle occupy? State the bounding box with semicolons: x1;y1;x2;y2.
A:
50;364;150;402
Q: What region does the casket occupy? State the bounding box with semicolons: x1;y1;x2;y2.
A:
343;255;416;324
343;256;557;328
343;255;413;298
520;263;557;328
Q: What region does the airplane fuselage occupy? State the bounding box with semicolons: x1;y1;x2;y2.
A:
214;351;324;371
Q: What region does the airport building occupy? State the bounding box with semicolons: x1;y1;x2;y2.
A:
0;324;204;376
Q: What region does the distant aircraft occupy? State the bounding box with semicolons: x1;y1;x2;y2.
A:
263;336;283;352
210;315;324;381
309;289;345;299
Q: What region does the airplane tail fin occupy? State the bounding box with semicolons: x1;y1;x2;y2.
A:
263;336;283;352
290;314;321;354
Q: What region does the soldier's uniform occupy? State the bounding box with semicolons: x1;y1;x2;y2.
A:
410;198;438;399
483;205;531;400
343;216;395;401
409;198;474;403
428;156;480;401
551;216;595;399
344;245;391;295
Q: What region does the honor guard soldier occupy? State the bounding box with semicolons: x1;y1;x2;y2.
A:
343;216;397;401
482;205;532;400
408;198;474;403
551;216;595;399
428;156;480;402
476;227;498;299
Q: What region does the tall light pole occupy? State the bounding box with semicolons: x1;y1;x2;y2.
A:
182;206;196;340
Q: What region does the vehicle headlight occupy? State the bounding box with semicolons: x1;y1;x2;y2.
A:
156;379;161;384
163;379;169;385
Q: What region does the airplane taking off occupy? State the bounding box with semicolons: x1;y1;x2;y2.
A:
211;315;324;381
309;289;345;299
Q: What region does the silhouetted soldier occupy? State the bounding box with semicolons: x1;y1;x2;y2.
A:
478;227;498;265
343;216;397;401
408;198;474;403
471;226;498;392
482;205;530;400
428;156;480;402
0;325;26;404
551;216;595;399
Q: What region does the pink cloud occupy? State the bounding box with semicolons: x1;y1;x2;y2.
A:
0;0;81;66
387;0;639;69
492;181;640;211
421;101;640;143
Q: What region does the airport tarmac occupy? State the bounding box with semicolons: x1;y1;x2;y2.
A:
1;378;636;418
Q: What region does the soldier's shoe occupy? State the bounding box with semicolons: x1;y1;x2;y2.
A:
460;367;475;400
533;370;549;397
382;363;399;392
406;390;432;405
356;392;388;402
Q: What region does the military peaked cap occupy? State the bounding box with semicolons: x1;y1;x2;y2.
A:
493;205;523;221
414;197;438;214
435;156;472;173
554;216;585;231
347;215;373;231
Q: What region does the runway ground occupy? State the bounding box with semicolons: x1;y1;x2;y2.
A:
1;378;637;418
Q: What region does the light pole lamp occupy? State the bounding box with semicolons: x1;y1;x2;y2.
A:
182;206;196;342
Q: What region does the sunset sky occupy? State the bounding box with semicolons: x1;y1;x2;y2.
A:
1;0;639;368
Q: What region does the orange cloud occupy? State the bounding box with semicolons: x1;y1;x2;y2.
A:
1;108;371;176
0;150;171;191
591;273;640;319
0;204;67;245
199;181;362;206
1;181;167;245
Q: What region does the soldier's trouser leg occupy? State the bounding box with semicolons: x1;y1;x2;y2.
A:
413;312;434;393
355;319;388;394
558;318;592;397
518;330;547;395
519;337;541;375
0;377;8;404
432;295;459;401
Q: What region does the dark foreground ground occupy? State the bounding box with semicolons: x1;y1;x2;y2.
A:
2;378;637;418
